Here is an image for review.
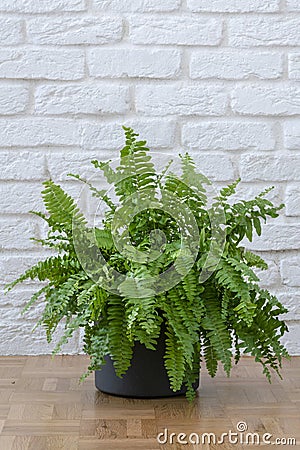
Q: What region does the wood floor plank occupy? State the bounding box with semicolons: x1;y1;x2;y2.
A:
0;355;299;449
0;436;15;450
82;405;156;420
78;437;159;450
2;420;81;436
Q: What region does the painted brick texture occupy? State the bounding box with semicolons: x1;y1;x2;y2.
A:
0;1;299;356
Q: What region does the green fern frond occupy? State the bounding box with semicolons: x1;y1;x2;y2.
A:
181;269;199;302
218;178;241;202
202;286;232;375
243;250;269;270
183;341;201;401
203;335;218;377
81;323;110;381
215;258;257;326
42;180;86;232
164;326;186;392
107;295;134;377
94;228;114;251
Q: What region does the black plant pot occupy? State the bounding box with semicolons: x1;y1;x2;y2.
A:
95;324;200;398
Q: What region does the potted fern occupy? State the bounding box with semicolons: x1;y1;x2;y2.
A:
6;127;289;401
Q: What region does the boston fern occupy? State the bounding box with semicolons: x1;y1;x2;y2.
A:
6;127;289;401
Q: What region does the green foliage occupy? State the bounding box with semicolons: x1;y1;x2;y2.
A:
6;126;290;402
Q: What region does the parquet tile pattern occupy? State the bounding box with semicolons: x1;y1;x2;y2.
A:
0;356;299;449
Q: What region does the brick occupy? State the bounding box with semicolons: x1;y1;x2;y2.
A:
1;285;41;309
255;260;280;287
46;151;111;181
81;119;177;150
0;216;39;250
281;257;300;286
287;0;300;11
88;48;181;79
182;121;275;151
130;16;223;46
0;18;23;45
231;86;300;116
228;17;300;47
188;152;235;181
289;54;300;80
136;85;227;116
94;0;180;11
0;254;44;283
0;48;84;81
187;0;280;12
0;151;46;180
1;298;45;323
190;51;282;80
276;292;300;321
247;225;300;251
0;118;81;147
0;119;177;150
35;84;130;115
0;182;44;214
0;85;29;115
241;155;300;181
229;183;282;204
284;121;300;150
280;322;300;355
285;185;300;216
27;16;122;45
0;321;81;355
0;0;86;13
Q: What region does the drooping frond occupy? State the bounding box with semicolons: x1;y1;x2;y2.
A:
107;295;134;377
202;284;232;375
164;326;186;392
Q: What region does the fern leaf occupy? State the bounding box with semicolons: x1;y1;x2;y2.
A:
164;326;186;391
107;295;134;377
203;336;218;377
202;286;232;375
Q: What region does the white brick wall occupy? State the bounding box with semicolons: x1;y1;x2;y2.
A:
27;16;123;45
284;121;300;149
286;185;300;216
136;85;228;115
182;122;276;151
0;17;24;45
280;257;300;287
0;1;299;356
240;155;300;181
228;17;300;47
289;54;300;80
130;16;223;45
0;86;29;115
187;0;281;13
88;48;182;78
190;51;283;80
287;0;300;12
0;48;85;80
232;85;300;116
35;84;130;114
0;0;86;13
94;0;181;12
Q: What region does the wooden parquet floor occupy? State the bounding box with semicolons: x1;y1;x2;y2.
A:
0;356;299;450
